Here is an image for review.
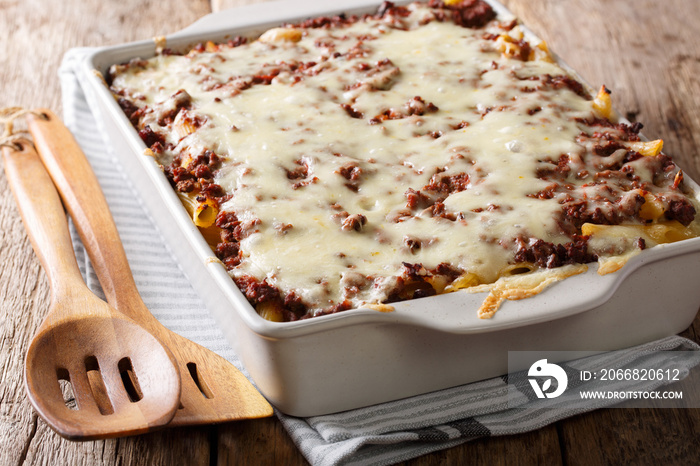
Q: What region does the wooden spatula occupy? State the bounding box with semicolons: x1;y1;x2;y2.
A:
3;140;181;439
27;109;273;426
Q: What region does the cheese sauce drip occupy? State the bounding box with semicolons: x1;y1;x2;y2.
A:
110;2;698;318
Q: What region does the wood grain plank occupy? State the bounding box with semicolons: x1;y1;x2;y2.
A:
0;0;211;113
2;0;699;465
213;0;269;12
0;172;47;466
217;417;307;465
403;426;563;466
0;0;214;464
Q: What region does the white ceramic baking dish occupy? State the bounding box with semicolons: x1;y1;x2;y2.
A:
77;0;700;416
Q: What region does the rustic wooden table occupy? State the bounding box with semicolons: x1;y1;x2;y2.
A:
1;0;699;464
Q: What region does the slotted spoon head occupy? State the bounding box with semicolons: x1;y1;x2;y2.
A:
25;312;182;440
151;327;273;426
3;140;181;440
27;109;274;426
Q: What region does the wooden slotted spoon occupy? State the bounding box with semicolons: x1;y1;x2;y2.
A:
27;110;273;425
3;140;181;440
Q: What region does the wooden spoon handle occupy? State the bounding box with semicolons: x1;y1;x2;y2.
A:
2;140;86;297
26;109;154;323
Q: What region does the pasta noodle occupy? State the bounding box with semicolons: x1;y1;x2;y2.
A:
193;198;218;228
629;139;664;157
593;85;613;119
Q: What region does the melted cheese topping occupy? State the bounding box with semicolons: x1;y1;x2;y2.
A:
109;1;699;319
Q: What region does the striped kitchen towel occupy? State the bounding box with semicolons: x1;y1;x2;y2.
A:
59;47;700;466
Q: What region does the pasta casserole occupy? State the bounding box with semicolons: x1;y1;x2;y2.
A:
107;0;700;321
